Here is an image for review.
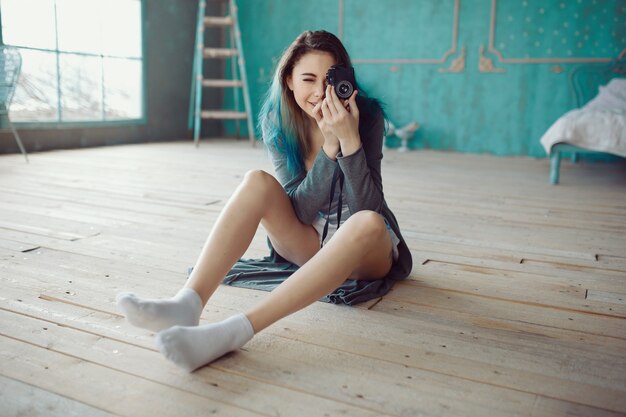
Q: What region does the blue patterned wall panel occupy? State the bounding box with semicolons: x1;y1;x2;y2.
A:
493;0;625;61
233;0;625;157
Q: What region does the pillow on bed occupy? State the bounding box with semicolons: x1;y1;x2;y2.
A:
584;78;626;111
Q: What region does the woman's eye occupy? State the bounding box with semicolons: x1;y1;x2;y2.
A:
303;79;314;82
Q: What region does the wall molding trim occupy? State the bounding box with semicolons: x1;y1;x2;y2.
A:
479;45;505;73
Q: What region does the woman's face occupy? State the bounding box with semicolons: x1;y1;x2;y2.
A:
287;51;336;120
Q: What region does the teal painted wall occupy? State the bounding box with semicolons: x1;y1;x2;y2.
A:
231;0;625;157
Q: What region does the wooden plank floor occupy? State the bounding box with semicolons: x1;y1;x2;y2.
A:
1;140;625;417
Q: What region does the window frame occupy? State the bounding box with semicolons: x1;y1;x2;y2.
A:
0;0;147;129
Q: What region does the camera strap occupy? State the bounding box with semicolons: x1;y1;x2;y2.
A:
320;163;344;248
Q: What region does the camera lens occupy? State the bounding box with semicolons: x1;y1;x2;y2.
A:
336;80;353;99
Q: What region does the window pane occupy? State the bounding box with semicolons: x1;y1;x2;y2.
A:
11;49;59;122
1;0;143;123
59;53;102;121
103;57;142;119
56;0;103;54
101;0;142;58
1;0;56;50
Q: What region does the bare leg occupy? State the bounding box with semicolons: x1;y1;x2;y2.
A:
155;210;394;371
245;210;394;333
186;170;320;304
117;170;319;333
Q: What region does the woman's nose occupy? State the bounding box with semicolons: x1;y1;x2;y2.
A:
314;81;325;98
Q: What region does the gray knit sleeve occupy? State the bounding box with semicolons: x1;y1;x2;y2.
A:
265;139;336;225
336;107;385;213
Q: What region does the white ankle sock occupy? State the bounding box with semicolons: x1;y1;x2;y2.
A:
116;287;203;332
155;313;255;372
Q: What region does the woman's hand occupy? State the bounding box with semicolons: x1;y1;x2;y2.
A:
312;98;340;158
320;85;361;156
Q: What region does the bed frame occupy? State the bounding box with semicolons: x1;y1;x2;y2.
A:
549;56;626;184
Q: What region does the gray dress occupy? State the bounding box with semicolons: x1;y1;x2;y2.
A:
219;102;413;305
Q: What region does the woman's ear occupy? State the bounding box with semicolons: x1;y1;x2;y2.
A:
286;75;294;91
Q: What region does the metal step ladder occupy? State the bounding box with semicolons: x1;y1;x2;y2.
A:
188;0;255;146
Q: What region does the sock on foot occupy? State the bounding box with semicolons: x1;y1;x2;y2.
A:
155;313;254;372
116;287;203;332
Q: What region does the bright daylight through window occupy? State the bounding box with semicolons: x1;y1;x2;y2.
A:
0;0;143;123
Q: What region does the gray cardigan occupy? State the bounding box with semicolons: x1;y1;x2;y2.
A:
219;102;413;305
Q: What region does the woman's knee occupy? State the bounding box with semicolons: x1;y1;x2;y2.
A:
242;169;272;185
241;169;281;195
342;210;387;242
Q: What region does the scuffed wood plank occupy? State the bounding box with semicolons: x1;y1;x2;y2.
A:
0;375;119;417
0;309;388;417
586;290;626;306
0;335;265;417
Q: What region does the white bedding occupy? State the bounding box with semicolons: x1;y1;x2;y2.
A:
540;78;626;158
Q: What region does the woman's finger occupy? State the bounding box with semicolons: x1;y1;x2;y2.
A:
329;84;349;114
312;101;323;123
321;98;332;120
325;85;339;115
348;90;359;118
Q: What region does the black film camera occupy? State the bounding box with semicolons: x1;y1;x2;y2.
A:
326;65;356;100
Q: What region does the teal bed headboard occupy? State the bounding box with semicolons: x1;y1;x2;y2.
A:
569;56;626;108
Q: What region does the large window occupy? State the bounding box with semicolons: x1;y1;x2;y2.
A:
0;0;143;123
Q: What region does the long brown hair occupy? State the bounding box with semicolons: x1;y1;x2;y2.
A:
260;30;353;173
